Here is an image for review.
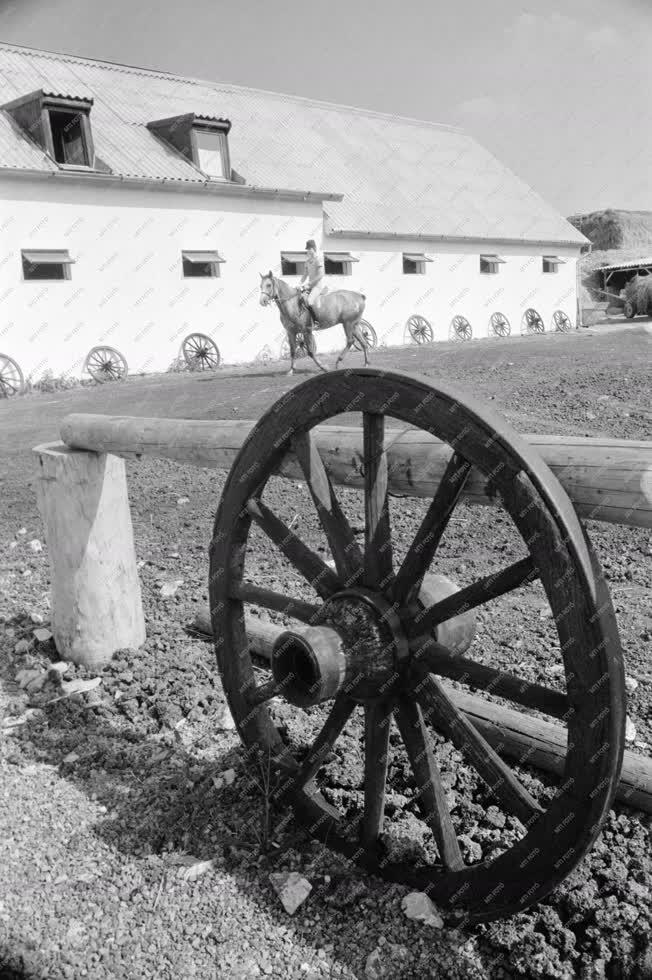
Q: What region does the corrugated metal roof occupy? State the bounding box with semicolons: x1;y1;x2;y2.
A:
0;41;587;245
599;257;652;271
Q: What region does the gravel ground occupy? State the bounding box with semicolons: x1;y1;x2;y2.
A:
1;326;651;979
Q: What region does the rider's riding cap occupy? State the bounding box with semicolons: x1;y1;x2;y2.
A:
305;239;316;251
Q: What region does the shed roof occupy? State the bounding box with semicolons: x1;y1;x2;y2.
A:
0;41;587;246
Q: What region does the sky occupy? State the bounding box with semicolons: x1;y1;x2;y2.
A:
1;0;651;216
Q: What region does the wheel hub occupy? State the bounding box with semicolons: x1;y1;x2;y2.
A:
271;574;476;707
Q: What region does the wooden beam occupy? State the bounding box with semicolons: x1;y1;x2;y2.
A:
191;608;652;814
33;442;146;668
59;415;652;530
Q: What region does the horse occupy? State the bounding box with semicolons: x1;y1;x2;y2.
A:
258;271;370;374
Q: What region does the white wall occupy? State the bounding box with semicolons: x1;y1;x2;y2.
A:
320;235;580;348
0;176;580;380
0;176;322;378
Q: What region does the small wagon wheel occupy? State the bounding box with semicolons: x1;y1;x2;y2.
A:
84;346;128;384
353;320;378;351
523;308;545;334
0;354;24;398
280;334;311;361
623;300;636;319
407;314;434;344
490;312;511;338
209;369;625;924
182;333;221;372
552;310;573;333
450;315;472;341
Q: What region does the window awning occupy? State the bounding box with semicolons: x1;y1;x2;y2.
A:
480;254;506;264
182;250;226;263
324;251;359;262
543;255;566;264
403;253;433;262
281;251;308;262
22;249;75;264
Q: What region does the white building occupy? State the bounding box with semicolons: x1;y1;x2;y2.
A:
0;41;588;382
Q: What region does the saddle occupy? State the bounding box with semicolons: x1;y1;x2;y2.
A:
298;285;328;327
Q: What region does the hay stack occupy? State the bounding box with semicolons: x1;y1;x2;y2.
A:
623;275;652;315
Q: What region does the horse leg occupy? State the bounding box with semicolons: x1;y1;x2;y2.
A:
351;319;370;366
303;327;328;373
335;324;355;369
287;331;297;375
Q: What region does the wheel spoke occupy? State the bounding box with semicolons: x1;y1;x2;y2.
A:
292;432;363;586
362;700;392;848
232;582;320;623
395;698;465;871
413;672;543;825
247;498;341;599
291;695;354;790
407;555;537;639
246;677;284;707
392;452;472;605
410;635;569;719
362;413;393;589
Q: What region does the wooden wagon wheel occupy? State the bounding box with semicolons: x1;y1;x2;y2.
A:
208;369;625;924
523;309;545;334
552;310;573;333
84;346;128;384
0;353;24;398
182;333;221;372
407;314;433;344
280;333;311;361
353;320;377;351
450;315;472;341
490;312;511;338
624;300;636;319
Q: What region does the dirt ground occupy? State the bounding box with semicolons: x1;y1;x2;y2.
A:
1;325;651;980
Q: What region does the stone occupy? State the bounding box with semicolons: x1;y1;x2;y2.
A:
625;717;637;742
177;497;190;507
269;872;312;915
160;579;183;598
485;806;506;829
14;639;31;655
28;539;43;553
33;628;53;644
625;676;639;695
401;891;444;928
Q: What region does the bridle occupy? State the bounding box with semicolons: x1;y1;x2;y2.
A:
263;274;302;311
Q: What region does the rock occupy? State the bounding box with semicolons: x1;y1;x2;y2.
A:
485;806;506;829
63;752;80;764
28;539;43;553
160;579;183;598
626;717;637;742
212;769;237;790
29;611;44;624
16;668;47;692
14;639;31;655
625;675;639;694
177;497;190;507
33;627;53;644
49;661;71;675
61;677;102;697
365;943;410;979
179;859;214;881
17;527;27;536
269;872;312;915
459;835;483;863
215;702;236;731
401;891;444;928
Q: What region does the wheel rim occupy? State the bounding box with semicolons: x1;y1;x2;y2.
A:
553;311;572;332
0;355;23;397
408;315;433;344
354;321;377;351
209;369;625;924
524;309;544;334
451;316;472;340
86;347;127;383
182;333;220;371
490;313;510;337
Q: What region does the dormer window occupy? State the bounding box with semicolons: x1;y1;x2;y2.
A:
2;90;95;169
148;114;232;180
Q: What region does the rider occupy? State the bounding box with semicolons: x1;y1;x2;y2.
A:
299;239;326;326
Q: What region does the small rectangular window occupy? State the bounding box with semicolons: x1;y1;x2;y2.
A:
324;251;358;276
480;254;506;274
21;249;74;281
543;256;565;273
182;250;225;278
281;252;308;276
402;253;432;275
48;110;89;166
194;129;227;179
